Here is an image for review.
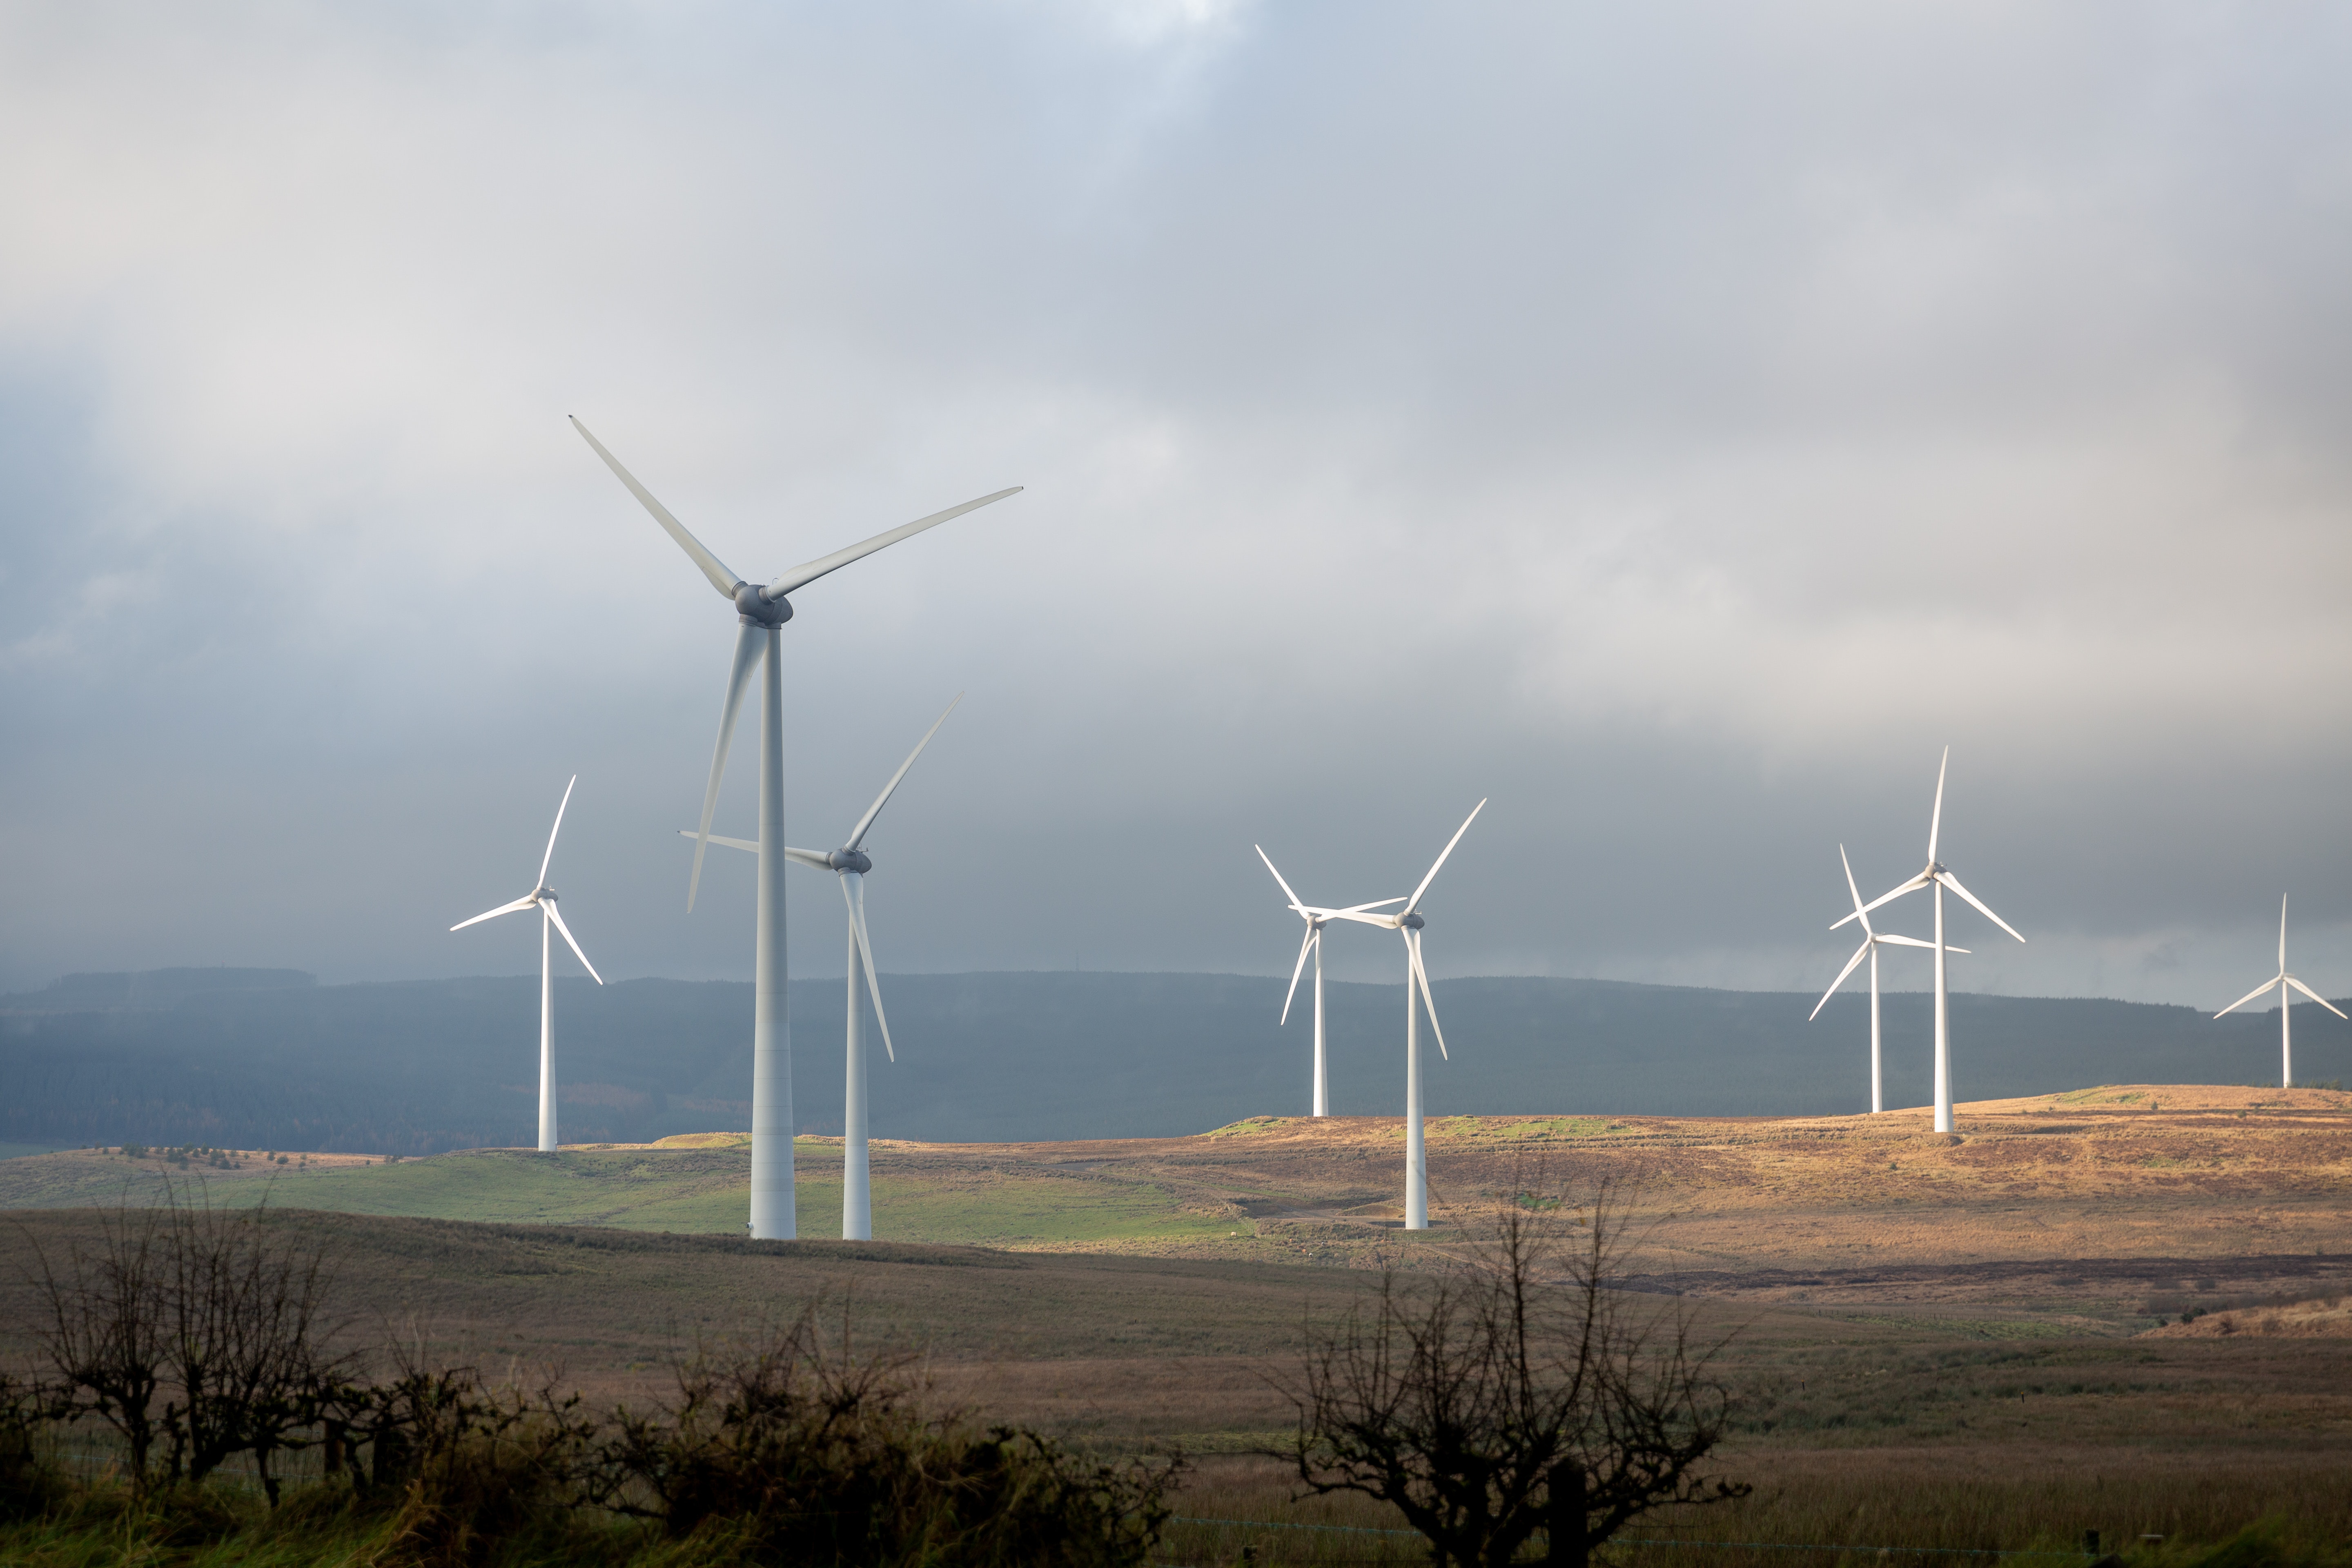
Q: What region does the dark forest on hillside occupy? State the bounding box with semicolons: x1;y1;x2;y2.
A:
2;967;2340;1154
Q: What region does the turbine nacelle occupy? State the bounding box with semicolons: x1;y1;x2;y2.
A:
1401;912;1425;930
734;583;792;626
829;848;873;874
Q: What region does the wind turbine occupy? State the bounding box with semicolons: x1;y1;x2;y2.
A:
1836;748;2023;1133
450;775;604;1153
1319;800;1486;1230
1810;844;1962;1115
2216;895;2345;1089
1254;848;1405;1117
684;696;961;1239
573;416;1018;1239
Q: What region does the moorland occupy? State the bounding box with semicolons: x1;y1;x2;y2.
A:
4;1084;2349;1562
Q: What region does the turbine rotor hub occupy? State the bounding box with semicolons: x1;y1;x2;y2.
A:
537;888;556;902
829;849;873;874
734;583;792;626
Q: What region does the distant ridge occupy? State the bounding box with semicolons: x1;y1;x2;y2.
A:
8;968;318;1013
0;970;2342;1156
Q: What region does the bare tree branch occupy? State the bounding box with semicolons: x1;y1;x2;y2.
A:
1274;1168;1747;1567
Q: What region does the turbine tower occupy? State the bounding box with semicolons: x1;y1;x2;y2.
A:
574;416;1018;1239
1254;847;1404;1116
685;696;962;1239
1321;800;1486;1229
1837;749;2022;1133
1810;844;1961;1114
451;775;604;1153
2215;895;2345;1089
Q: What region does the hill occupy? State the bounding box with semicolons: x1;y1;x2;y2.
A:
2;967;2344;1154
8;1084;2348;1290
5;1085;2350;1462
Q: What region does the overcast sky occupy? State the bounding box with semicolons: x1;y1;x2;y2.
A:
3;1;2349;1009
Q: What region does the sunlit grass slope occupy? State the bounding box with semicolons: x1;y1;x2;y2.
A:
0;1137;1239;1251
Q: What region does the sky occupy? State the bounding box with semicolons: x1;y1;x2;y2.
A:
3;1;2349;1009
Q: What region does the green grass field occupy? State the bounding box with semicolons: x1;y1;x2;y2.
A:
0;1140;1247;1253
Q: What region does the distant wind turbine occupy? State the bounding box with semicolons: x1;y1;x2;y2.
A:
1836;749;2022;1133
451;775;604;1153
1254;847;1406;1117
2215;895;2345;1089
574;416;1018;1240
687;696;962;1239
1810;844;1962;1115
1321;800;1486;1230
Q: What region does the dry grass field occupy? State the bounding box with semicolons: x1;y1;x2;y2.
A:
5;1085;2348;1559
13;1082;2348;1267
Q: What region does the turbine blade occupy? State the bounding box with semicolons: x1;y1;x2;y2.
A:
1840;845;1873;937
2280;893;2289;973
450;895;537;932
763;488;1022;600
675;829;766;856
1323;910;1401;928
538;775;577;888
2285;975;2348;1021
543;902;604;984
1280;922;1316;1025
1938;870;2025;943
1336;897;1408;914
1927;746;1948;864
1834;873;1929;928
1809;940;1872;1021
1873;933;1966;952
1256;846;1308;913
568;417;742;597
1409;929;1448;1060
2215;976;2282;1019
847;695;962;851
1403;799;1487;916
689;624;764;913
844;874;894;1062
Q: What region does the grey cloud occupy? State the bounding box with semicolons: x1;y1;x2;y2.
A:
2;2;2348;1016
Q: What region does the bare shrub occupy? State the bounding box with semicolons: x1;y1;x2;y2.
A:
12;1203;1177;1560
592;1302;1178;1566
375;1372;600;1568
18;1183;350;1501
21;1204;172;1488
0;1368;63;1520
158;1200;352;1500
1278;1174;1745;1567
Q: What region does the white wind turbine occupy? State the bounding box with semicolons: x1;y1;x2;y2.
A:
574;416;1018;1239
1254;847;1407;1117
2215;895;2345;1089
1837;748;2023;1133
1810;844;1962;1115
1319;800;1486;1230
450;775;604;1153
684;695;961;1239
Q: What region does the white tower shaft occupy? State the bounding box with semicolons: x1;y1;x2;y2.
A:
749;628;795;1240
844;905;871;1240
1868;944;1882;1117
2282;981;2293;1090
539;911;557;1153
1933;880;1952;1134
1405;973;1427;1229
1312;937;1327;1118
